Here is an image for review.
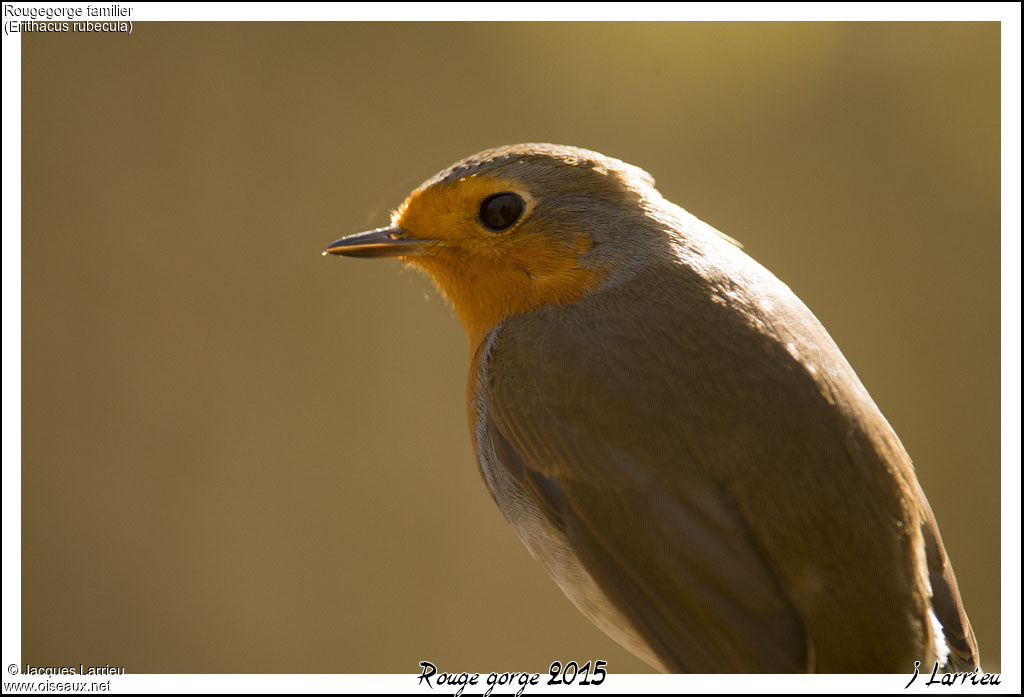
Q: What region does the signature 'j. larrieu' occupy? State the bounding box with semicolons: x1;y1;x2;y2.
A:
323;144;979;673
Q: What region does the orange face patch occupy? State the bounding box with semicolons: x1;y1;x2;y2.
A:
394;175;607;349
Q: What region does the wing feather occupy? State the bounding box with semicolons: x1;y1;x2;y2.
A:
483;320;810;672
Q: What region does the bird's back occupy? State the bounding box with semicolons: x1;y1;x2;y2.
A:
470;217;978;672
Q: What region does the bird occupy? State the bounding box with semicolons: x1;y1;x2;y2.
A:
323;143;979;673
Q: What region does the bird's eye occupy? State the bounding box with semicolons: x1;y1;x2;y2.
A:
478;192;524;232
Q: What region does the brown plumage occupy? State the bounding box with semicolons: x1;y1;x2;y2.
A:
324;143;978;673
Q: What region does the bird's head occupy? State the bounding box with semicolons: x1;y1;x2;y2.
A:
324;143;664;348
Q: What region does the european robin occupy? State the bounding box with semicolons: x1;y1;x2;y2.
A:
324;144;979;673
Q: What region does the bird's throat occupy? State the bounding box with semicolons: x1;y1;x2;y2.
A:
408;234;606;351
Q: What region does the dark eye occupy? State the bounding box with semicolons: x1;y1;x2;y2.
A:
478;192;524;232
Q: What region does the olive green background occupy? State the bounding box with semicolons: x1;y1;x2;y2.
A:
21;22;1000;673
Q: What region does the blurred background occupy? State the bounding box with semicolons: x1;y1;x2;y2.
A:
21;22;1000;673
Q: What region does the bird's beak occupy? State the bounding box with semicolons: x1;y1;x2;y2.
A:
322;226;431;259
